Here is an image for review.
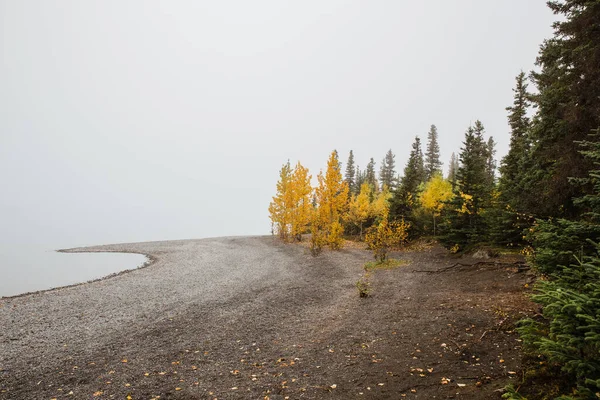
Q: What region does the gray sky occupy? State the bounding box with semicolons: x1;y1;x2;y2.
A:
1;1;555;247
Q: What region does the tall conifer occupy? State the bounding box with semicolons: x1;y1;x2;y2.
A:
425;125;442;180
390;137;425;220
440;121;492;248
345;150;356;196
520;0;600;217
365;158;378;192
379;149;397;189
447;152;459;183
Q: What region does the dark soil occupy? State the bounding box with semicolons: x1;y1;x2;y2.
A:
0;238;536;399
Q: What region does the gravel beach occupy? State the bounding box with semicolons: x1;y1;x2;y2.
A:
0;236;534;399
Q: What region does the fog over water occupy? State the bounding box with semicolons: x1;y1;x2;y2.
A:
1;1;555;295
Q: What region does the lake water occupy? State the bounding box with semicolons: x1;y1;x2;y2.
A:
0;245;147;297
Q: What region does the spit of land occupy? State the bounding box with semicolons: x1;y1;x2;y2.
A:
0;236;534;399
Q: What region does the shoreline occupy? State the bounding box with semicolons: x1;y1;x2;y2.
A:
0;249;154;300
0;235;265;300
0;237;534;399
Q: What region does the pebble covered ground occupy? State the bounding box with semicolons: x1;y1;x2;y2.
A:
0;236;534;399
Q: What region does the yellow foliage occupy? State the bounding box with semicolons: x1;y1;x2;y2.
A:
421;175;452;214
314;151;349;249
346;182;372;239
289;162;312;240
328;221;345;250
309;207;326;255
420;175;453;235
268;161;313;242
457;192;474;214
268;161;293;240
365;216;410;261
370;186;392;220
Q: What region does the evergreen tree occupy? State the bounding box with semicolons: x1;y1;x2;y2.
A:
390;137;425;221
499;71;531;207
439;121;492;249
519;0;600;218
489;72;533;248
379;149;396;189
345;150;356;196
365;158;378;191
447;152;459;183
513;130;600;399
355;166;365;191
486;136;497;186
425;124;443;180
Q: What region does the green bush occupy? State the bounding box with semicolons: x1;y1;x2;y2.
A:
516;245;600;399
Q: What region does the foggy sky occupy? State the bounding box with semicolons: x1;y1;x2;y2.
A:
1;1;555;248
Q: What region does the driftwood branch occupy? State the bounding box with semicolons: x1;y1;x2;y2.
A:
412;261;528;274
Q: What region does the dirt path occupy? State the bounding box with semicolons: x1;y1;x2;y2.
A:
0;236;534;399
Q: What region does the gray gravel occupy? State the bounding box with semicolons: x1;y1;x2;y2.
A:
0;237;533;399
0;236;350;373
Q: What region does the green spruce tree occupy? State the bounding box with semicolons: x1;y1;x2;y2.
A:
447;152;459;184
355;166;365;192
425;124;442;181
439;121;492;249
345;150;356;196
390;137;425;222
513;129;600;399
489;72;533;248
365;158;377;192
379;149;396;190
518;0;600;218
486;136;496;186
499;71;531;207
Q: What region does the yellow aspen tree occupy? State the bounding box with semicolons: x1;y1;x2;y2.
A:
289;162;312;241
420;174;452;235
268;161;293;240
314;150;349;249
365;215;410;261
370;185;392;222
309;201;326;255
346;182;372;240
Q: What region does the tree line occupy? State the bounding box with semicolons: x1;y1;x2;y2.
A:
269;1;600;398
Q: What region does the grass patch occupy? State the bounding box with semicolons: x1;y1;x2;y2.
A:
364;258;410;272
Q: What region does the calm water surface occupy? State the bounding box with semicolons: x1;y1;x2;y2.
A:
0;245;147;297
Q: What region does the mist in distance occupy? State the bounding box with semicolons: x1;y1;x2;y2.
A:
1;1;554;252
